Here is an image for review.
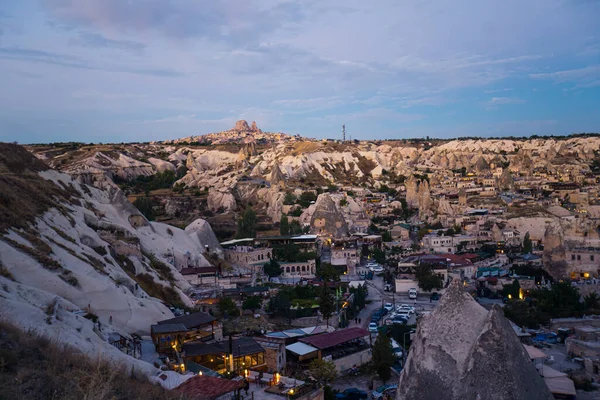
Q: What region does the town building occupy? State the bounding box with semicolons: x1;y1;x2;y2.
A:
151;312;219;354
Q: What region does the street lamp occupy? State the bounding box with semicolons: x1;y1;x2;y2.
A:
403;329;416;366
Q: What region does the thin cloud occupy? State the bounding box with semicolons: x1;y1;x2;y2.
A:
69;32;146;52
530;65;600;83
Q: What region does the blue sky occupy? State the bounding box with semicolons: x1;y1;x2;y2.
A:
0;0;599;143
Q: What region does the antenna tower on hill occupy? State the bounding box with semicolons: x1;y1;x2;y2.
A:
342;124;346;142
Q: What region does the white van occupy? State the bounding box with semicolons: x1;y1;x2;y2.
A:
408;288;418;300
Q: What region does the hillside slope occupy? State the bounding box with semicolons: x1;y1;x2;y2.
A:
0;143;220;376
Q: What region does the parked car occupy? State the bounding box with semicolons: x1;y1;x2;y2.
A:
396;304;411;311
336;388;368;400
370;266;384;273
369;322;378;332
398;306;415;315
396;311;411;320
408;288;418;300
383;303;394;312
430;292;440;301
391;317;408;325
371;385;398;399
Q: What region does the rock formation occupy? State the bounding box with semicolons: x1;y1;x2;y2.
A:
458;187;467;207
417;179;432;216
207;188;236;212
397;280;553;400
270;162;286;189
437;196;454;216
405;175;419;208
234;120;250;131
309;194;348;237
498;168;514;191
542;221;568;279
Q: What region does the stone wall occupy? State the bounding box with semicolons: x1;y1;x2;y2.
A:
566;338;600;358
332;348;372;372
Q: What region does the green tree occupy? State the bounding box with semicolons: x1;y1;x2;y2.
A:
522;231;532;254
236;207;257;239
218;297;240;318
584;292;600;314
263;259;283;278
372;248;386;265
415;264;443;292
308;359;338;385
502;279;521;299
267;292;292;320
242;296;263;313
372;333;395;382
382;230;393;242
503;300;549;329
534;282;583;318
319;286;335;326
280;214;290;235
350;285;368;311
283;191;296;205
298;191;317;208
316;263;341;282
289;220;303;235
133;196;155;221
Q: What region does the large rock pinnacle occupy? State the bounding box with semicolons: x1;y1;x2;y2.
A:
396;279;553;400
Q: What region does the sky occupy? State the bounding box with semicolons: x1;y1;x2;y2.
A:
0;0;599;143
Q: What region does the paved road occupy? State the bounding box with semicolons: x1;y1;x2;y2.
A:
347;275;438;331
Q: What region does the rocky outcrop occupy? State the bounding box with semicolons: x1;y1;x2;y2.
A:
270;162;286;188
235;120;250;131
309;194;348;237
498;168;514;191
184;219;223;256
397;280;553;400
542;221;568;279
405;175;419;208
417;179;432;215
437;197;454;216
147;157;176;173
207;188;236;212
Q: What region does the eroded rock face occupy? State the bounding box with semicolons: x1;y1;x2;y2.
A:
498;168;514;191
235;120;250;131
405;175;419;208
397;280;553;400
207;188;236;212
437;197;454;216
543;221;568;279
309;194;348;237
417;179;432;215
270;162;286;188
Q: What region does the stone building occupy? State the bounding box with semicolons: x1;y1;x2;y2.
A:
280;260;317;279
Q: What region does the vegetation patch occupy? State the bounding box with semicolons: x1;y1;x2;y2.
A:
0;321;183;399
0;261;14;281
0;143;79;233
59;271;79;287
144;252;175;283
53;227;77;244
